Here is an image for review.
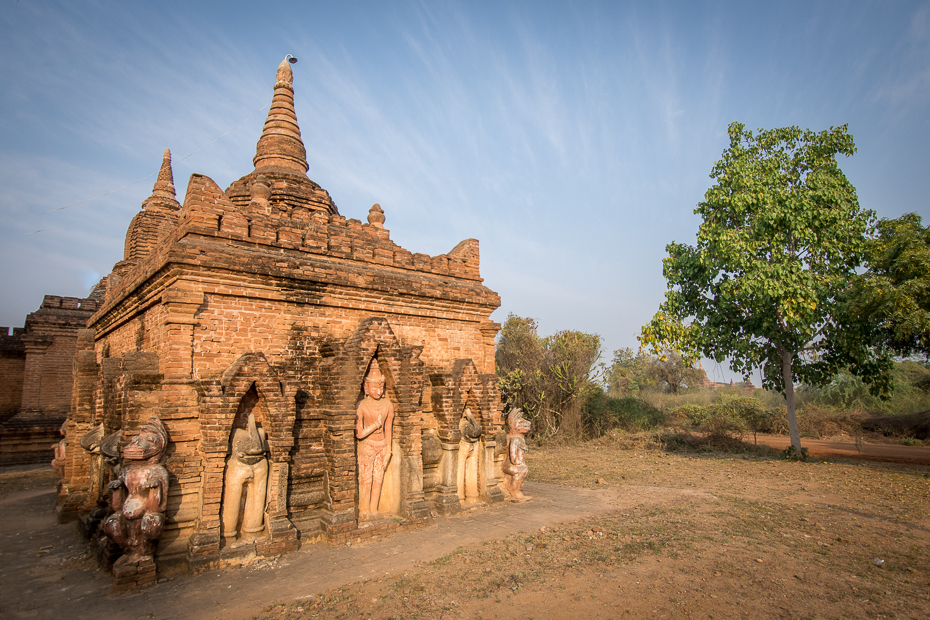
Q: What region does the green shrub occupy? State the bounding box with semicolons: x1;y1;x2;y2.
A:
696;399;748;439
668;404;706;426
782;445;810;461
583;392;665;437
761;406;789;435
639;388;716;414
798;362;930;416
654;429;781;456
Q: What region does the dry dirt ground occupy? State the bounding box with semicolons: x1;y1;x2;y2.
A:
2;438;928;620
750;433;930;467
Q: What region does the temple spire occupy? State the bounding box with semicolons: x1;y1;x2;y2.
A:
125;148;181;261
252;57;309;173
142;148;180;211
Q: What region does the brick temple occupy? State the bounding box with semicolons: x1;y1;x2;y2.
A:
53;57;505;575
0;293;101;465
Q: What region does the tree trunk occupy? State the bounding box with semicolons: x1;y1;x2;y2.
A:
559;398;583;440
779;346;802;452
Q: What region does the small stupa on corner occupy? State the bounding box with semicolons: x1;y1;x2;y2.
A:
122;149;182;264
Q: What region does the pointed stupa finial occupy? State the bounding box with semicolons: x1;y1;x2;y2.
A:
142;148;180;211
252;56;309;174
276;57;294;86
152;149;175;198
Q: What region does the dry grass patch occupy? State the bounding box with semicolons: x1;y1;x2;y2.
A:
252;442;929;619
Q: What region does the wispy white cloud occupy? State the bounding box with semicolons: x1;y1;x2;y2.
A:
880;4;930;108
1;1;927;384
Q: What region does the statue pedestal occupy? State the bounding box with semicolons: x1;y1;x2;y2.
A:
112;556;157;592
330;518;402;545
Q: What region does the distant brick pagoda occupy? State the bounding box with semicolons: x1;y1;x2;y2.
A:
54;57;506;577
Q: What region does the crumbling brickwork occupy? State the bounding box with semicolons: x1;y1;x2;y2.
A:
0;328;26;419
56;57;505;578
0;293;101;465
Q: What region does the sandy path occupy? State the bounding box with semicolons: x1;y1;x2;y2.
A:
1;480;635;620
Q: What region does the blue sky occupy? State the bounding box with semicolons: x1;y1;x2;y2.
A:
1;1;928;384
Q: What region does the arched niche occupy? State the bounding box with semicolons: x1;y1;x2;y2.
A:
355;354;402;520
221;383;271;542
314;317;430;531
425;359;506;513
195;352;297;553
456;391;484;506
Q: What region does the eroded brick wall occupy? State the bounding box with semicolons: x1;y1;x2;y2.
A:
0;328;25;418
21;296;98;414
0;297;97;466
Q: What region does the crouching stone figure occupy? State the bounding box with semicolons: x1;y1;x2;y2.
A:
103;416;169;566
502;408;531;500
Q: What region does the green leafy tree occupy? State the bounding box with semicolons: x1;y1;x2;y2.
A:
849;213;930;359
496;314;603;439
646;349;705;395
546;330;604;437
608;347;704;396
495;315;546;417
641;122;891;452
607;347;654;396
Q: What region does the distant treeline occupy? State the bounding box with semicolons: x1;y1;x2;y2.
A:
495;314;930;442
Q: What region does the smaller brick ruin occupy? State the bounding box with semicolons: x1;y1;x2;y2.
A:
1;292;103;465
53;57;508;581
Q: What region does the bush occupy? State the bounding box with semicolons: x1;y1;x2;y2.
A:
496;314;604;439
860;410;930;440
668;404;706;427
761;406;789;435
639;388;716;414
654;429;781;456
695;399;748;440
669;396;786;443
583;392;665;437
798;362;930;416
782;445;810;461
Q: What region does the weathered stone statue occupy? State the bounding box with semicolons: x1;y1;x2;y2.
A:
355;359;394;521
89;429;124;536
79;423;109;511
501;408;531;500
100;430;123;475
51;421;67;478
221;413;270;541
73;425;122;537
103;416;169;566
456;408;482;504
79;423;105;480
